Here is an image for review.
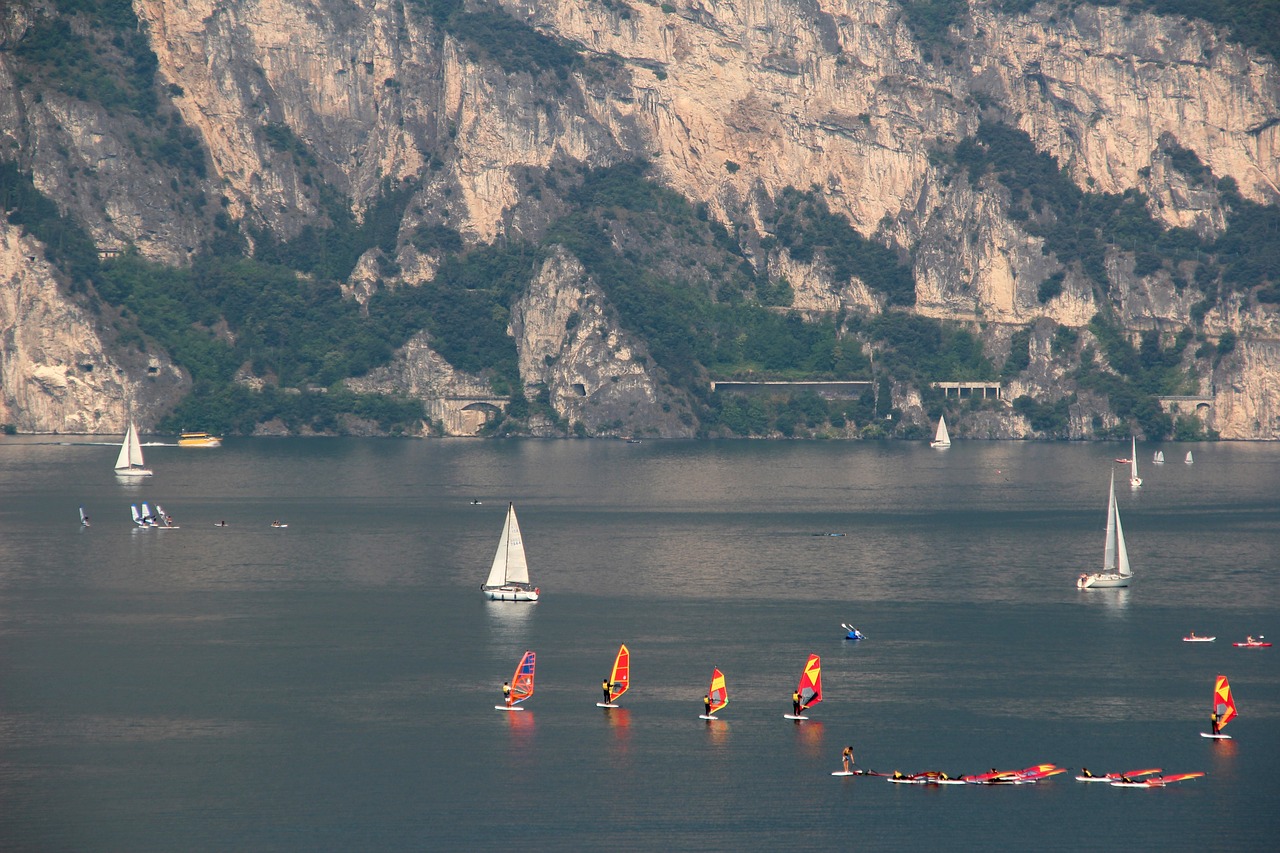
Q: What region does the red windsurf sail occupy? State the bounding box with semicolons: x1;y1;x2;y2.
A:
609;644;630;703
797;654;822;709
708;667;728;714
511;650;536;705
1213;674;1237;730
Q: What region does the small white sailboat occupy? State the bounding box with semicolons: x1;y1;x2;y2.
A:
114;421;153;477
1129;437;1142;488
1185;450;1194;465
1077;470;1134;589
481;502;540;601
930;414;951;449
1152;450;1164;464
79;506;90;527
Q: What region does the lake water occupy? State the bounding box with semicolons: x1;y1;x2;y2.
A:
1;437;1277;850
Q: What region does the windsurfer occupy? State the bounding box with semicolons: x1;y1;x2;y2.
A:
502;681;512;707
792;690;802;716
1211;711;1222;735
602;679;613;704
842;746;855;773
704;694;712;717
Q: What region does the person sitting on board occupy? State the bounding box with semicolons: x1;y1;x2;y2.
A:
602;679;613;704
842;746;855;773
792;690;802;717
502;681;512;707
1080;768;1097;778
1188;631;1197;639
704;694;711;717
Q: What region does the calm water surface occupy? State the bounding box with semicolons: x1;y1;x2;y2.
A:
1;438;1277;850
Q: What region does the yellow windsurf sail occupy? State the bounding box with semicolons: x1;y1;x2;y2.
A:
708;667;728;714
1214;674;1237;730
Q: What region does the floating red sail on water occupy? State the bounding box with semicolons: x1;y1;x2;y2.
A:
797;654;823;710
511;650;536;705
1213;674;1237;730
608;644;630;704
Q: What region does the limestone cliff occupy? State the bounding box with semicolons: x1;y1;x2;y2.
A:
0;221;186;433
1;0;1278;437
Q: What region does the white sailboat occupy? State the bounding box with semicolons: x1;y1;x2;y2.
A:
1152;450;1164;464
114;421;152;477
1077;470;1134;589
481;502;540;602
1185;450;1194;465
1128;437;1142;488
930;414;951;449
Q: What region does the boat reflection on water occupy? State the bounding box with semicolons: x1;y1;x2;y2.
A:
1078;586;1130;615
485;598;534;644
793;719;825;759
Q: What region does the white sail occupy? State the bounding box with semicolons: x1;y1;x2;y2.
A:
1115;497;1131;578
114;421;152;475
485;503;530;587
1153;451;1164;463
931;414;951;448
1129;438;1141;487
1103;471;1118;572
1185;451;1194;464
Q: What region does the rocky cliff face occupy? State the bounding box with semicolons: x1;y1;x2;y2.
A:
1;0;1277;437
0;221;186;433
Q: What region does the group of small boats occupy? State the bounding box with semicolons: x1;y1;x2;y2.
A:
1183;632;1270;647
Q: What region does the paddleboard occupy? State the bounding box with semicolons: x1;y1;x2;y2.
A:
887;777;922;784
783;714;809;720
698;714;718;720
1110;781;1153;788
1182;637;1215;642
1200;732;1232;739
270;524;289;529
831;771;855;776
495;705;525;711
596;702;620;708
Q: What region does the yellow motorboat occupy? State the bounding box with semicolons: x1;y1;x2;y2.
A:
178;432;222;447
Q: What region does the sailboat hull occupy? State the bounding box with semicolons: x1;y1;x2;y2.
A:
114;468;153;477
1077;572;1131;589
482;585;539;602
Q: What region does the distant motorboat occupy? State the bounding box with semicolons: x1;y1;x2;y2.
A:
178;432;222;447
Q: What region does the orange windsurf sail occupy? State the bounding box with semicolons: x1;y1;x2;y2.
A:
797;654;822;709
511;650;536;705
1213;674;1237;730
609;644;630;703
708;667;728;714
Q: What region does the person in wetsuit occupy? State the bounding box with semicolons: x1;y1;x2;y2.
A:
704;694;712;716
602;679;613;704
502;681;512;707
792;690;803;716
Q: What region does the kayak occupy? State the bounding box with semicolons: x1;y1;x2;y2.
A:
1233;641;1271;647
1182;636;1215;642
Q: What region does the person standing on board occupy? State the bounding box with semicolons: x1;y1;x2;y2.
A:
602;679;613;704
792;690;803;717
1211;710;1222;735
842;746;855;773
704;694;712;717
502;681;512;708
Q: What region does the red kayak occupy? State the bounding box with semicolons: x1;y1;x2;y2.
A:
1233;640;1271;647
